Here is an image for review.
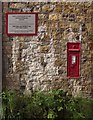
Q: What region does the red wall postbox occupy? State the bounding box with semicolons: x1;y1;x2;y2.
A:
67;42;80;78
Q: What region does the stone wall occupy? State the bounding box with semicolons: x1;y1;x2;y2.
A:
2;2;93;97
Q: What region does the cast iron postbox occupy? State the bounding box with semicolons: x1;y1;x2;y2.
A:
67;42;80;78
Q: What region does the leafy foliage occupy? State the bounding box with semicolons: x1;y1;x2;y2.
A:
1;90;93;120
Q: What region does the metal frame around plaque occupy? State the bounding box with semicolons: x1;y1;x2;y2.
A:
6;12;38;36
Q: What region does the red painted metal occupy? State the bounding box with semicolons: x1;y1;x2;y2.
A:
6;12;38;36
67;42;80;78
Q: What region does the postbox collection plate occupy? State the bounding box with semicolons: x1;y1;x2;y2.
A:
67;42;80;78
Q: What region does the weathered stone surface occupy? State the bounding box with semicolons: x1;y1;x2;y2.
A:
49;14;59;21
54;4;62;12
9;3;26;9
41;5;52;12
2;2;93;97
54;59;64;67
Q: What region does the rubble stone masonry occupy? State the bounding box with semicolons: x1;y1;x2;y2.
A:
2;2;93;97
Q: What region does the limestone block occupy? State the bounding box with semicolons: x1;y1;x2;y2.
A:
58;21;63;28
20;43;28;50
58;69;63;75
48;21;58;28
9;3;26;9
38;14;48;20
52;31;62;39
42;5;50;12
52;33;61;39
49;14;59;21
33;5;41;12
15;60;24;68
54;5;62;12
54;59;63;67
76;16;85;23
40;46;50;53
19;37;25;42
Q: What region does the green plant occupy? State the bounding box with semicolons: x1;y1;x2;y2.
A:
66;97;93;120
2;91;24;120
1;90;93;120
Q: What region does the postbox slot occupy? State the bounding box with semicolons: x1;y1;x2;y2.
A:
68;49;80;52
